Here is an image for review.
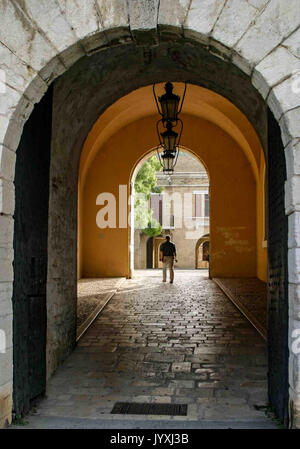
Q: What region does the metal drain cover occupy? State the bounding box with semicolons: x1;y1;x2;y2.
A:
111;402;187;416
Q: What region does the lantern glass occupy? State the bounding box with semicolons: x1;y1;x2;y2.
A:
161;150;175;173
159;82;180;122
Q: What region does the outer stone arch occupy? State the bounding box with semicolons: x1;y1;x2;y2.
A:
0;0;299;428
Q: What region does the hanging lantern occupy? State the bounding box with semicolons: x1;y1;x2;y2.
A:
161;150;176;174
161;121;178;152
153;82;186;124
159;82;180;123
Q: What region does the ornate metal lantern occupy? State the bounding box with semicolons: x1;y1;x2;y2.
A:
160;149;176;174
161;121;178;152
158;82;180;123
153;81;186;124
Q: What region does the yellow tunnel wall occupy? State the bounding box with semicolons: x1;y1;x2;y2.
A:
256;152;268;282
80;114;263;279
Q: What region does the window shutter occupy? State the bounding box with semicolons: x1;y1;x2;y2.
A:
195;194;202;217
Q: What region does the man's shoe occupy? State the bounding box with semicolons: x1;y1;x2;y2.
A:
162;280;166;282
170;280;173;284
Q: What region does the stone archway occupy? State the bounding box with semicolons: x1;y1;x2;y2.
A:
202;241;210;262
0;1;299;428
146;237;154;269
195;235;210;270
154;238;166;269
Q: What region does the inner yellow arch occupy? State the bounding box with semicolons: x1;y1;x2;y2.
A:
78;83;266;282
79;83;262;187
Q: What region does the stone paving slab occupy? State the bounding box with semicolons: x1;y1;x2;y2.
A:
213;277;267;340
13;270;275;429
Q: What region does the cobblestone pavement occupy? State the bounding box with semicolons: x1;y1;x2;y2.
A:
214;277;267;340
77;277;124;328
23;270;276;428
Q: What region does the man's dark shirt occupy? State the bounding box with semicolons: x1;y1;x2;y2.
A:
160;241;176;257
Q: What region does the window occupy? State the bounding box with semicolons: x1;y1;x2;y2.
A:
194;194;202;217
205;194;209;217
150;194;163;225
158;197;163;225
170;214;175;227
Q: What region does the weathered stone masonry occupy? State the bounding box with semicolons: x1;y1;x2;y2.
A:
0;0;299;427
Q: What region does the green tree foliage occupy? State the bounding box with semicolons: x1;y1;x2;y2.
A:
135;155;162;197
142;221;162;237
134;156;163;236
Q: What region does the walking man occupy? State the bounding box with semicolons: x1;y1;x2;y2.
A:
160;235;177;283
